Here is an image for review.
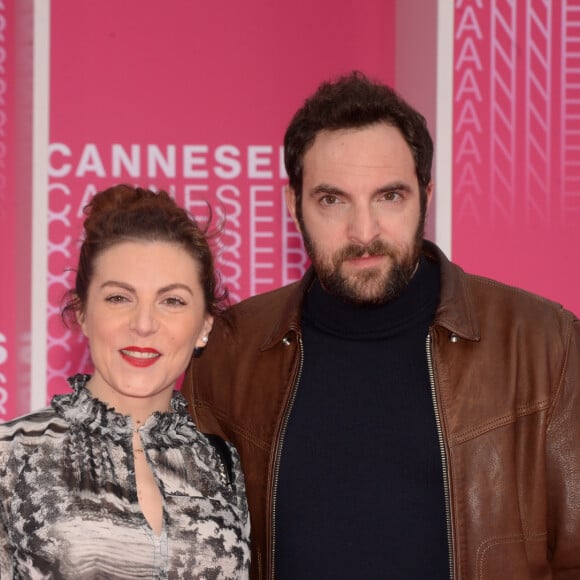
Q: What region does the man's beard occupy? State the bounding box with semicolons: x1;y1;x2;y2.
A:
300;214;425;306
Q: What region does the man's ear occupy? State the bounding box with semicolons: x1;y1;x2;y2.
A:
425;181;434;211
284;186;301;232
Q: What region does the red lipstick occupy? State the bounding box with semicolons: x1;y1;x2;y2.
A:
119;347;161;368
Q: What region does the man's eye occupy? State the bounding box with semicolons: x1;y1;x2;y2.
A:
383;191;402;202
320;195;340;205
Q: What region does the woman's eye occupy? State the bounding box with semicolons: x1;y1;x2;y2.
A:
163;297;186;307
105;295;128;304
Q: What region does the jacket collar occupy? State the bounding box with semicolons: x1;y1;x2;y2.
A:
423;240;480;341
261;271;315;350
262;240;480;349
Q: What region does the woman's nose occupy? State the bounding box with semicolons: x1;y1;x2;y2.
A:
129;303;159;336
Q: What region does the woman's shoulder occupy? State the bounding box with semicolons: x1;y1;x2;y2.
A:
0;406;67;447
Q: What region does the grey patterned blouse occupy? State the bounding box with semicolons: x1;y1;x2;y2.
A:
0;375;250;579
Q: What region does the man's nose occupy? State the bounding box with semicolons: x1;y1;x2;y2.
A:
347;204;380;245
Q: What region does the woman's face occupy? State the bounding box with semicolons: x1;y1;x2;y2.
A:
78;240;213;409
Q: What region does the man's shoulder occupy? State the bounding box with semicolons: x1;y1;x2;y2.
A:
433;240;577;342
207;277;307;348
0;407;64;452
463;269;577;326
427;240;575;319
216;279;307;336
228;280;303;315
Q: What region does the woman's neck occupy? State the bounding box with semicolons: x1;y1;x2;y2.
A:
85;376;173;425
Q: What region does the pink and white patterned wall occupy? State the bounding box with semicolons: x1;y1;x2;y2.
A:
0;0;14;419
45;0;397;404
0;0;33;420
453;0;579;312
0;0;578;420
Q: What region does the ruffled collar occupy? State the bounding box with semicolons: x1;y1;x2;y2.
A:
51;374;195;447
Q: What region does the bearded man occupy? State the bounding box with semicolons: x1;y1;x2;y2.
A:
183;72;580;580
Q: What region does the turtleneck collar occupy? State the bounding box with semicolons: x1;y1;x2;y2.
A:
302;255;440;339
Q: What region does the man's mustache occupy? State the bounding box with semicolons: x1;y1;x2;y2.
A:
337;240;395;261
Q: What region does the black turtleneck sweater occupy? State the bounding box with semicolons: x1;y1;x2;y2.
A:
275;256;449;579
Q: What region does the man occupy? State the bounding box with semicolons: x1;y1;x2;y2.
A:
183;72;580;579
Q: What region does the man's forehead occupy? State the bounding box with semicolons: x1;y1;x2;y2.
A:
303;124;416;179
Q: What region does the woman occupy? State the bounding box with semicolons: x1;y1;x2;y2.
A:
0;185;250;579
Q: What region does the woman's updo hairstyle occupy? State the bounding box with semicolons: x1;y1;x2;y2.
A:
62;184;226;326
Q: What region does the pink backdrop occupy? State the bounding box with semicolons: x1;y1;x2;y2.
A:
453;0;579;313
46;0;397;401
1;1;579;420
0;0;15;418
0;0;33;420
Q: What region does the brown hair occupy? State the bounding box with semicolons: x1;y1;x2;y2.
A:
284;71;433;215
61;184;226;326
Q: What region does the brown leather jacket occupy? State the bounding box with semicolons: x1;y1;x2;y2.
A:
183;241;580;579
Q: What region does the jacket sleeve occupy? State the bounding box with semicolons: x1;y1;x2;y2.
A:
546;317;580;577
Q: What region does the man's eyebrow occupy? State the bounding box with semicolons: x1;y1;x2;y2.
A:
311;181;413;196
311;183;347;196
374;181;413;194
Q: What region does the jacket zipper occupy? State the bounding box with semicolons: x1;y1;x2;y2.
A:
269;335;304;580
426;333;455;580
268;334;452;578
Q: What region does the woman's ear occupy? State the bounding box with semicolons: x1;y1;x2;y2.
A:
195;315;214;349
75;303;88;337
